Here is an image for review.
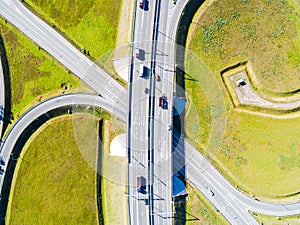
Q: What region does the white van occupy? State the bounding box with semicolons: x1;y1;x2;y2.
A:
140;64;145;77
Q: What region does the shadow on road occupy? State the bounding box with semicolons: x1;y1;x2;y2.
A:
172;0;205;224
0;106;101;224
0;35;12;138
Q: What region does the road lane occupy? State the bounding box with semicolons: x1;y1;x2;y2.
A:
0;94;126;221
0;0;127;109
128;0;156;224
3;0;300;224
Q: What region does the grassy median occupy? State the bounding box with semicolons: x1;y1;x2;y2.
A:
101;120;128;225
6;115;99;225
0;18;79;120
186;183;229;225
185;0;300;200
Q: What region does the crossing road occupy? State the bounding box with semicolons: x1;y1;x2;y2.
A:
2;1;300;225
0;0;127;109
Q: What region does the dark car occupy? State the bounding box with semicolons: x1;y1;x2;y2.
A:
137;176;147;194
136;48;145;61
139;0;149;10
162;98;168;109
159;97;163;107
159;96;168;109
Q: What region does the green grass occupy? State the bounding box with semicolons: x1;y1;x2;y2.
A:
186;183;229;225
251;211;300;225
7;115;99;225
217;112;300;198
25;0;122;59
0;19;79;119
185;0;300;199
188;0;300;94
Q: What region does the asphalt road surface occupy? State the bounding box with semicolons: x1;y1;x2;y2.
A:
0;94;126;209
0;0;127;109
2;1;300;225
127;0;156;224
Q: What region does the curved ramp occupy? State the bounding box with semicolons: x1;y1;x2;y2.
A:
0;93;126;220
0;59;4;138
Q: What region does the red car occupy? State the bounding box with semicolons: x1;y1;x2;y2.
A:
135;49;140;59
159;97;163;107
139;0;143;8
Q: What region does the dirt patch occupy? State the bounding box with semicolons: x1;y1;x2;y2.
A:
116;0;134;47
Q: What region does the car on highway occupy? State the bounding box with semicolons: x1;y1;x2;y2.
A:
139;0;148;10
139;0;143;7
206;187;215;196
163;98;168;109
159;97;163;107
140;64;145;77
156;75;160;81
137;176;147;194
135;49;140;59
135;48;145;61
159;96;168;109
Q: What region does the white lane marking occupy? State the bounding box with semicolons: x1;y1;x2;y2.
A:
3;0;11;5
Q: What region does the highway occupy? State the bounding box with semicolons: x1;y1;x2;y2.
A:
0;93;297;225
173;132;300;221
151;0;176;223
0;93;126;212
0;0;127;109
2;1;300;225
127;0;155;224
128;0;177;223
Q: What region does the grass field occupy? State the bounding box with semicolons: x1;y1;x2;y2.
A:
251;211;300;225
6;115;99;225
101;120;128;225
188;0;300;94
217;112;300;199
186;183;229;225
0;18;79;119
185;0;300;200
25;0;122;60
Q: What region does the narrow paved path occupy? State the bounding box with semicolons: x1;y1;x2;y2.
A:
0;58;5;138
227;71;300;113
